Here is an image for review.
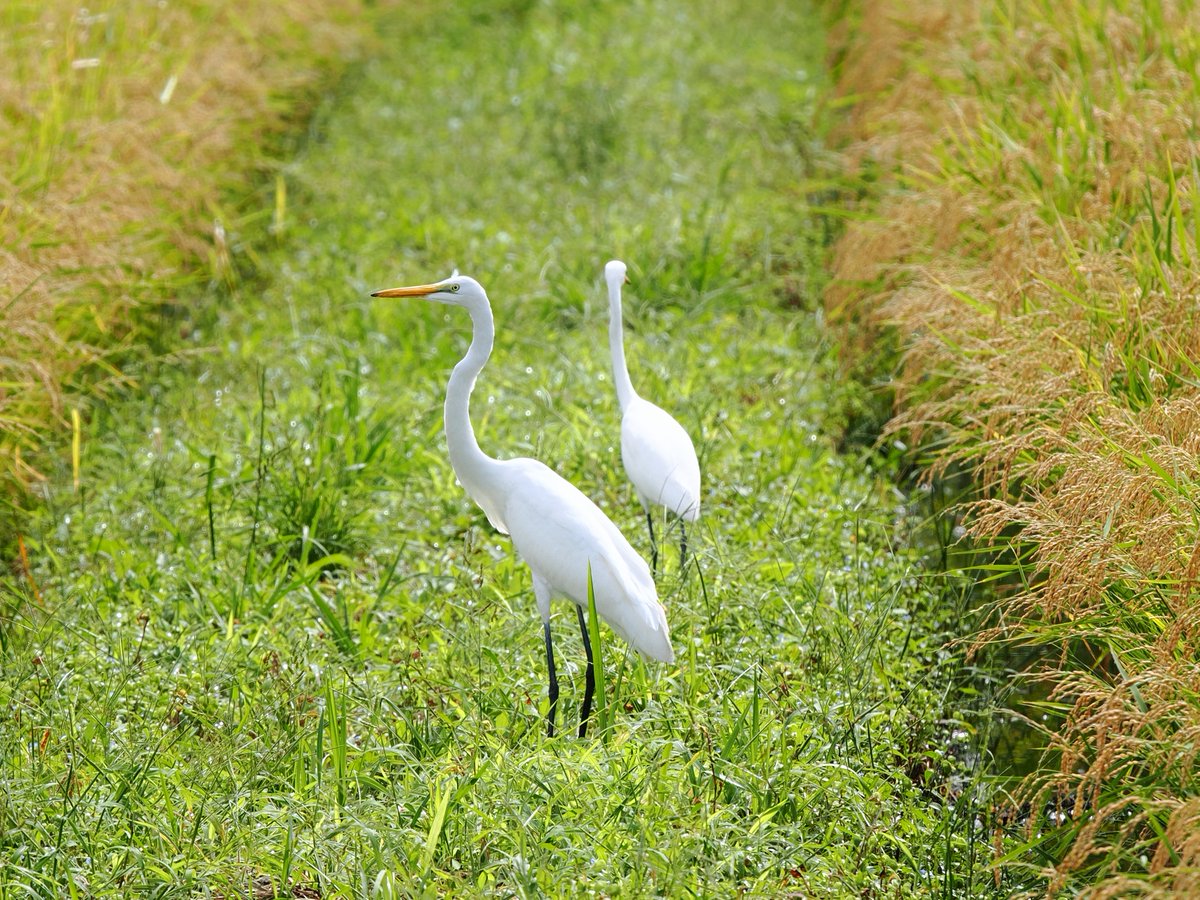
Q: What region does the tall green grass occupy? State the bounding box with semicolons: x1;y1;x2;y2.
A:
0;0;1007;896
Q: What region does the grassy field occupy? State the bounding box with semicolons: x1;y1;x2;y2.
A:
0;0;381;517
828;0;1200;893
0;1;1007;896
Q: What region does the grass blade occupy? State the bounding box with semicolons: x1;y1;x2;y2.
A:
420;778;455;877
586;563;608;739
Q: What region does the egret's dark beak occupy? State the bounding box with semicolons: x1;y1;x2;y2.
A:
370;282;441;298
624;274;630;284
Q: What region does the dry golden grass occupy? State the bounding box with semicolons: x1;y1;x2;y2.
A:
0;0;383;504
826;0;1200;892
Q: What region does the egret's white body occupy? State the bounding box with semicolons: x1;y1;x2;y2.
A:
620;400;702;523
497;459;671;658
371;274;672;736
605;260;701;569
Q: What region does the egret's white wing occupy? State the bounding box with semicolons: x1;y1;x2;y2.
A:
621;398;701;521
498;458;673;662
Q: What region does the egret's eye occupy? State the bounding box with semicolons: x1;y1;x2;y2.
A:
449;283;461;293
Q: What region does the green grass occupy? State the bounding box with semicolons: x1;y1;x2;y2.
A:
1;1;1002;896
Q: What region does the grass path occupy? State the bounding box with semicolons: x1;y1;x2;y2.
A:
3;1;994;896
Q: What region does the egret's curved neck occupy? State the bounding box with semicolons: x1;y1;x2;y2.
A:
607;279;637;411
445;299;501;492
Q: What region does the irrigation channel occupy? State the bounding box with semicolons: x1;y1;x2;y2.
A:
2;1;1025;895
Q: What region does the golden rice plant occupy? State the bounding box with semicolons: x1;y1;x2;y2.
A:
0;0;382;516
825;0;1200;892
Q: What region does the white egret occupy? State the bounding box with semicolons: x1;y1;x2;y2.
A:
371;274;673;738
604;259;701;573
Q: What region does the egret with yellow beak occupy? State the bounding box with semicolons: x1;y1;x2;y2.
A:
371;274;673;738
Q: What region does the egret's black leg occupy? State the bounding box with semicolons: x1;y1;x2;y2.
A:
680;521;688;572
577;605;595;739
544;621;558;737
646;510;658;575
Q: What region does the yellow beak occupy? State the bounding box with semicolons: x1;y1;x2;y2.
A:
370;282;442;298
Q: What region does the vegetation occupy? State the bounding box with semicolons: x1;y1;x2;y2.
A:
827;0;1200;892
0;1;1004;896
0;0;384;519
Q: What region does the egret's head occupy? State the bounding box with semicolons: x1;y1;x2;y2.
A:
370;273;485;306
604;259;629;286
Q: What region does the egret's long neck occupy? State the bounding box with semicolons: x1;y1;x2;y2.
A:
607;279;637;411
444;300;500;493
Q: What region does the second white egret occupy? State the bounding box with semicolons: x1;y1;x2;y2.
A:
604;259;701;574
